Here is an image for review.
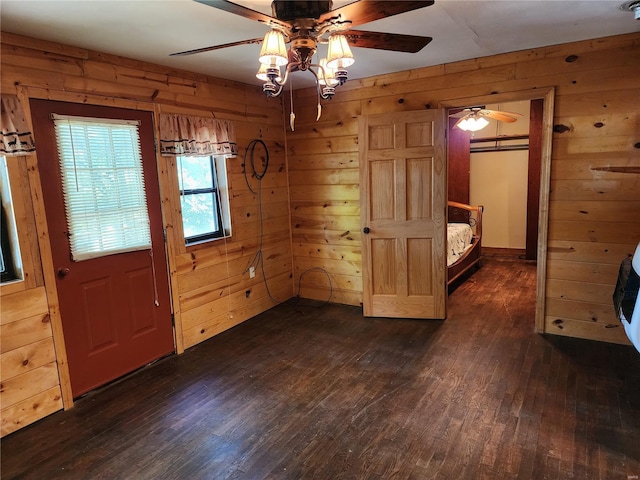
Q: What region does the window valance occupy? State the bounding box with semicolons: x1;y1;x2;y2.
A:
1;95;36;156
159;114;237;157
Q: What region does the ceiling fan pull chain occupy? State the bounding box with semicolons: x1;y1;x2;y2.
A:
314;75;322;122
289;79;295;132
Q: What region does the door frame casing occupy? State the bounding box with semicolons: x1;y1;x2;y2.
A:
440;87;555;333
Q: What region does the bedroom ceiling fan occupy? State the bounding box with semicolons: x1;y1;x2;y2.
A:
449;107;523;132
171;1;435;106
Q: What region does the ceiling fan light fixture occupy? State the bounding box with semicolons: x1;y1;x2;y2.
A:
318;58;339;87
620;0;640;19
326;34;355;69
457;116;489;132
256;63;282;83
258;30;288;67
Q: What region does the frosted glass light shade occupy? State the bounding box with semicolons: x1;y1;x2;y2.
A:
259;30;288;67
326;34;354;69
457;116;489;132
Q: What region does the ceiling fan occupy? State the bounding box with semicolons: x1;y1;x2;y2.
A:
171;0;435;101
449;107;523;132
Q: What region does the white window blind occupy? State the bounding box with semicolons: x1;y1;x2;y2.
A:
52;114;151;261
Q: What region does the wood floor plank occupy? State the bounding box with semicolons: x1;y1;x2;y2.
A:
1;257;639;479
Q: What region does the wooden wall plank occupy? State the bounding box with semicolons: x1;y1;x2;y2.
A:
0;386;63;437
292;242;361;262
550;179;638;202
546;278;615;305
0;32;88;58
549;200;640;223
0;314;52;355
551;156;639;179
0;287;48;325
0;362;60;407
544;317;629;345
287;152;358;171
546;259;619;284
548;220;640;244
545;297;616;325
1;337;56;379
291;228;361;246
547;240;635;265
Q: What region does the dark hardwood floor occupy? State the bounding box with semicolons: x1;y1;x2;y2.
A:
2;258;639;479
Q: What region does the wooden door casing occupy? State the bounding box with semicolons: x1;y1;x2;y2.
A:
360;110;447;319
30;99;174;397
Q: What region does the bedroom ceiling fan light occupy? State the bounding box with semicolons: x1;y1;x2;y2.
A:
258;30;288;66
457;116;489;132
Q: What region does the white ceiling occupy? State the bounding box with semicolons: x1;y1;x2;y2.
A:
1;0;638;89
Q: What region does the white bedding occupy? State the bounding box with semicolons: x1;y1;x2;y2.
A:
447;223;474;266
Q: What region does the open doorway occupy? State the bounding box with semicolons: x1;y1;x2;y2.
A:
451;100;535;259
441;88;555;332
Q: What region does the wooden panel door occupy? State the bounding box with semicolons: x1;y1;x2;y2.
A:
360;110;447;319
30;99;174;397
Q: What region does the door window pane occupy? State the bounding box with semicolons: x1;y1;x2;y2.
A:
53;116;152;261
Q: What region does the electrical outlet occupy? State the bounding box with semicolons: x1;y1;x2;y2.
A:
249;266;255;278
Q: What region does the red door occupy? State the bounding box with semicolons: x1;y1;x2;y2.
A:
30;99;174;397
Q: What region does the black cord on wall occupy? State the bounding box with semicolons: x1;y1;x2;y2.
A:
242;139;332;306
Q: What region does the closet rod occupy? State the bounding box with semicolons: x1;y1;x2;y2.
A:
470;145;529;153
470;134;529;143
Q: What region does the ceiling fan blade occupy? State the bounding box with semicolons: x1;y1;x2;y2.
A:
194;0;291;31
448;109;474;119
342;30;432;53
170;38;264;57
320;1;434;29
482;110;523;123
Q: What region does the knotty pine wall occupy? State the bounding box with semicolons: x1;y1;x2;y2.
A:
288;32;640;344
0;32;292;436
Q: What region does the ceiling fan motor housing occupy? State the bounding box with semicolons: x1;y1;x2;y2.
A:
272;1;333;21
290;37;318;70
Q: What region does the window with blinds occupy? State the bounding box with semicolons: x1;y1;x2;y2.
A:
52;115;152;261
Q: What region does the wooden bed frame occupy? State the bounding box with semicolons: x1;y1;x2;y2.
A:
447;201;484;285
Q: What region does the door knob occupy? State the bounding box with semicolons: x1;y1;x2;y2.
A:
57;268;70;278
363;227;370;234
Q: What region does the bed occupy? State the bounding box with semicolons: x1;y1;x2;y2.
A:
447;201;484;285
